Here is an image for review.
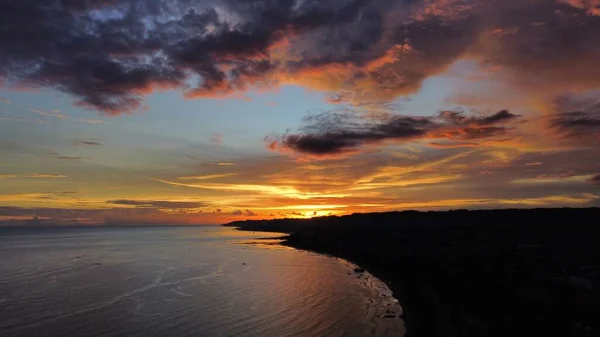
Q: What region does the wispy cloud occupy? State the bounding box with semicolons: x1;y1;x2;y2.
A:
356;150;477;185
74;118;105;124
0;116;43;124
49;151;81;161
511;174;595;185
0;173;66;179
29;108;67;120
75;140;102;146
25;174;67;178
210;133;223;146
29;108;105;124
106;199;209;209
0;97;11;104
384;194;599;210
153;178;351;200
350;175;461;191
178;173;237;180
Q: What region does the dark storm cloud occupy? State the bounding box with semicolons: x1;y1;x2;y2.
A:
432;110;519;141
2;0;600;114
266;109;518;156
550;111;600;135
266;111;433;156
438;110;518;126
0;0;381;114
549;95;600;139
591;174;600;185
106;199;208;209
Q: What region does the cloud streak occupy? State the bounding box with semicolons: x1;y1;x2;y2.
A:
76;140;102;146
106;199;209;209
28;108;67;120
0;174;66;179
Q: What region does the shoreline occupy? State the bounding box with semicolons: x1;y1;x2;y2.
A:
241;231;415;337
224;208;600;336
239;230;407;336
275;235;424;337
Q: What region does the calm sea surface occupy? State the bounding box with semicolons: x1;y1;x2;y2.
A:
0;226;404;337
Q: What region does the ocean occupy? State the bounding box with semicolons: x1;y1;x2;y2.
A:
0;226;404;337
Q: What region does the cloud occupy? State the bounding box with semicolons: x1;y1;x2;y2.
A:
205;161;237;166
548;94;600;139
178;173;236;180
0;97;11;104
511;174;594;185
2;0;600;115
106;199;208;209
438;110;519;126
0;116;44;124
245;209;257;216
74;118;105;124
49;151;81;160
232;210;243;216
28;108;104;124
210;133;223;145
266;111;433;157
1;0;381;114
24;174;67;179
153;178;350;199
0;173;66;179
558;0;600;16
0;205;219;226
28;108;67;120
266;109;519;157
591;174;600;185
428;141;479;149
76;140;102;146
549;111;600;138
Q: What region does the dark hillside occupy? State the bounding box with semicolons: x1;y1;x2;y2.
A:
225;208;600;337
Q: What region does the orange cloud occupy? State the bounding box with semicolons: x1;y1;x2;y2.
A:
559;0;600;15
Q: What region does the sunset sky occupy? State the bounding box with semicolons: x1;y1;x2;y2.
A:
1;0;599;225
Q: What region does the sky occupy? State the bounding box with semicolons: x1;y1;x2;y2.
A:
1;0;599;225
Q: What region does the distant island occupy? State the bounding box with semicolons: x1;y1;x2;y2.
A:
225;208;600;337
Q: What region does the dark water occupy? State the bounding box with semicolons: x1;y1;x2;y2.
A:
0;226;404;337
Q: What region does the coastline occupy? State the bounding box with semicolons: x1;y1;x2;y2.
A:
239;230;413;337
224;208;600;337
275;235;426;337
238;230;407;336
